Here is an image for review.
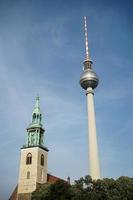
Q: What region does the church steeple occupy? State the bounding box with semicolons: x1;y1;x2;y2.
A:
29;96;42;128
26;97;45;147
17;97;48;199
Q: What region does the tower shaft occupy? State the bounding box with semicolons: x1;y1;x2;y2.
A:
86;87;100;179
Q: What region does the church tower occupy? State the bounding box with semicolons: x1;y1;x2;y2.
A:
17;97;49;200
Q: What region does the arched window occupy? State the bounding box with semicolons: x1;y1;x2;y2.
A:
32;113;36;122
33;113;36;120
27;171;30;179
40;154;44;166
26;153;32;165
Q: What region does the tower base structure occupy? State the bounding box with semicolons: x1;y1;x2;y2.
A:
9;174;65;200
17;145;48;200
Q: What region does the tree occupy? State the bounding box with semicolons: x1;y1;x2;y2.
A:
31;175;133;200
32;180;72;200
116;176;133;200
31;183;51;200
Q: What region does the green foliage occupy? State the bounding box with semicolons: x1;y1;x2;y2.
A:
31;176;133;200
31;183;51;200
32;180;72;200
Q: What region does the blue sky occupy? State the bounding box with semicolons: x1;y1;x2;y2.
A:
0;0;133;199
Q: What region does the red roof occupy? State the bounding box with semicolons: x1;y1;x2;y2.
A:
47;173;64;183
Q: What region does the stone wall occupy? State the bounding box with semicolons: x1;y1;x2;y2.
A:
17;193;31;200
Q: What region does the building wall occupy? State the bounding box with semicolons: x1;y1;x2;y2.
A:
9;185;18;200
17;193;31;200
17;146;48;194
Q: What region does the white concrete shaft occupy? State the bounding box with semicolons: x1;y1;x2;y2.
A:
86;87;100;180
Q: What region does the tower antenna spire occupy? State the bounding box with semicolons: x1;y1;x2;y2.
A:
84;16;90;61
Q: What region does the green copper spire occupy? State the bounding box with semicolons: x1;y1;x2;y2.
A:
29;96;42;128
26;97;45;147
33;96;41;114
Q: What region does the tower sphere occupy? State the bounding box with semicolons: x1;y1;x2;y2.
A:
80;68;99;90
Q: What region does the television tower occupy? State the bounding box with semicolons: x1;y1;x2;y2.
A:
80;16;100;180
